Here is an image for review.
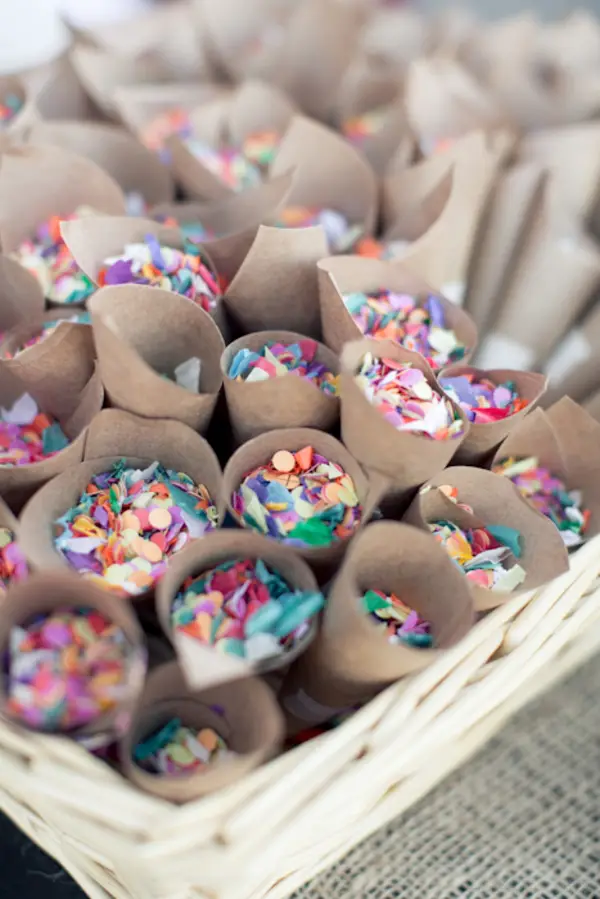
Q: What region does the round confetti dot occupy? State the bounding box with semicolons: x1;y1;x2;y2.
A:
272;450;296;473
149;508;172;530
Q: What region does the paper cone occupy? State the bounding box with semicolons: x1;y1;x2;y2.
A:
29;53;96;122
360;7;430;70
222;427;382;581
279;521;474;729
543;302;600;405
119;661;283;803
224;225;329;338
114;82;225;138
476;190;600;371
583;386;600;422
156;530;321;685
537;11;600;73
340;339;469;509
317;255;478;358
404;466;569;612
26;120;175;207
0;75;39;138
89;285;224;433
0;571;146;749
0;257;45;335
19;409;225;585
490;408;567;483
222;330;339;444
438;365;547;466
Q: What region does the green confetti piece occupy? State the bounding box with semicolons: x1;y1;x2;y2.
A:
42;422;69;455
245;599;283;637
362;590;390;613
487;525;522;558
287;518;334;547
273;592;325;638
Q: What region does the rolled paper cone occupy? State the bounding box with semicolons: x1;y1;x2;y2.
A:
89;285;224;433
340;339;469;509
476;191;600;371
465;163;547;333
18;409;225;586
221;330;339;445
224;225;329;338
222;427;382;582
0;257;45;334
0;75;39;138
279;521;475;731
26;120;175;207
114;82;225;138
156;530;321;686
118;661;283;803
28;54;96;122
490;408;568;484
360;6;430;71
0;571;147;748
269;115;378;238
317;255;478;358
438;365;547;466
543;303;600;405
0;144;126;255
404;466;570;612
583;387;600;423
0;363;103;510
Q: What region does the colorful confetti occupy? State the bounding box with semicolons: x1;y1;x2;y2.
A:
362;589;433;647
5;312;91;358
342;108;387;146
342;289;467;371
12;208;96;305
354;237;411;260
134;718;231;775
0;527;28;596
98;234;220;314
494;457;590;549
0;93;23;127
171;558;325;663
440;373;528;424
276;207;363;253
232;447;362;548
5;606;133;732
54;460;218;597
428;485;526;592
241;129;280;169
0;393;69;466
355;355;464;439
140;109;192;164
154;213;214;243
228;339;339;396
184;139;263;192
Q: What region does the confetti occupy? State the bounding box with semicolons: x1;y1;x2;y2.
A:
125;192;148;217
183;139;263;192
428;486;526;592
361;589;433;647
0;526;28;596
171;558;325;664
440;373;529;424
232;447;362;548
241;129;280;169
168;357;202;393
5;312;91;358
5;606;134;732
493;456;590;549
98;234;220;314
276;207;363;253
355;355;464;439
0;393;69;466
228;339;339;396
140;109;193;164
54;460;218;597
342;289;467;371
134;718;231;775
0;92;23;127
354;237;411;260
11;208;96;305
342;108;387;146
154;213;214;243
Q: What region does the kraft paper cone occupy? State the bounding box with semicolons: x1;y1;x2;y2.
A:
491;408;567;484
269;116;378;238
29;53;96;122
119;662;283;803
404;466;569;612
279;521;474;728
0;76;38;138
438;365;547;466
89;285;224;433
317;256;478;358
0;572;146;749
0;258;45;335
19;409;225;583
543;302;600;405
360;7;430;70
583;387;600;423
156;530;321;685
476;192;600;371
223;427;382;581
0;363;103;510
0;145;126;254
224;225;329;338
465;163;547;333
339;339;469;508
221;330;339;444
26;120;175;207
114;82;225;137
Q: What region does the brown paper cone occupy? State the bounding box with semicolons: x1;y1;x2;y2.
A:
339;339;469;507
491;407;567;479
279;521;474;728
114;82;225;137
0;258;46;334
26;120;175;207
0;76;39;138
438;365;547;466
224;225;329;338
0;144;126;253
221;330;339;444
317;255;478;358
118;661;283;803
404;466;569;611
29;53;96;122
0;571;147;748
543;302;600;405
583;386;600;423
89;285;224;433
476;190;600;371
18;409;225;586
360;6;430;70
223;427;382;581
156;530;321;685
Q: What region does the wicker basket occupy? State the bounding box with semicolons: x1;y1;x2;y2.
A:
1;535;599;899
